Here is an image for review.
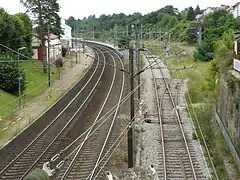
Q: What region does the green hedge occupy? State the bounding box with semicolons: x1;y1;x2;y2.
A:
0;61;26;95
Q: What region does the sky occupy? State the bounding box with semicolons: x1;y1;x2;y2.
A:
0;0;238;20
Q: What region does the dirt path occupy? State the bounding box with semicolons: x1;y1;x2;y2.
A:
0;47;94;147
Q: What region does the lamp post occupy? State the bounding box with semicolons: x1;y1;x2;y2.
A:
18;46;26;109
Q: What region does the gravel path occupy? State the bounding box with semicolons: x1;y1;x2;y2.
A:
0;48;94;147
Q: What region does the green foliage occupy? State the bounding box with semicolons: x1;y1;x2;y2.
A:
194;9;235;61
0;8;33;55
15;13;33;56
193;40;214;61
195;5;201;16
227;75;236;93
186;7;195;21
0;61;26;95
191;105;229;179
20;0;63;40
118;36;131;49
11;15;25;50
203;60;218;93
0;8;15;51
202;26;234;95
66;5;181;39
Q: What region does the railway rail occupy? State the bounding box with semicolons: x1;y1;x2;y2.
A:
145;51;207;179
0;43;125;180
55;45;125;179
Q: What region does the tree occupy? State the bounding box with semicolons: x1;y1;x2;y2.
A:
194;10;235;61
20;0;63;73
195;5;201;16
118;36;131;49
0;8;15;52
159;5;179;17
186;7;195;21
11;15;26;51
193;40;214;61
15;13;33;56
0;61;26;95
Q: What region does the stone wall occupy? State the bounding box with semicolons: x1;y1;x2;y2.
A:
216;71;240;155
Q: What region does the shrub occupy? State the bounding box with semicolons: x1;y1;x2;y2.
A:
0;60;26;95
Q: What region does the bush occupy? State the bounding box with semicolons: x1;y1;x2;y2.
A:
0;61;26;95
193;40;214;61
118;36;131;49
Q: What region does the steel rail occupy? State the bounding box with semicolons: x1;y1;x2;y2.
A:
0;46;103;179
86;47;125;180
60;45;122;179
19;46;106;179
149;52;198;180
146;56;167;180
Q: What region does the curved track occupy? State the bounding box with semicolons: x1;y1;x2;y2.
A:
146;53;206;179
55;45;125;180
0;43;125;180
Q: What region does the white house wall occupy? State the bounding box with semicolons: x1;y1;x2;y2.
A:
61;20;72;48
233;5;240;18
45;38;62;64
32;49;38;60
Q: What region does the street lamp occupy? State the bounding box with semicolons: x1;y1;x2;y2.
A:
18;46;26;109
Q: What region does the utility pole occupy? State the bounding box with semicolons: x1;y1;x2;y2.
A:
159;28;162;47
75;38;78;64
18;46;26;109
47;25;51;87
128;24;135;168
135;23;141;100
140;24;143;48
114;24;117;47
79;40;81;63
168;32;171;45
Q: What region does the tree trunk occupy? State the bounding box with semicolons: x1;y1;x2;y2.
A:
37;1;47;73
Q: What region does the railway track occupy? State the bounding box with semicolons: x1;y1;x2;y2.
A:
55;45;125;180
0;43;125;180
0;47;97;170
146;53;207;179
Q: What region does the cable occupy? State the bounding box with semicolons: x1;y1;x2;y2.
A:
89;107;142;180
143;50;198;180
49;82;143;164
87;48;125;180
0;33;33;44
0;43;40;61
173;46;219;180
91;119;133;180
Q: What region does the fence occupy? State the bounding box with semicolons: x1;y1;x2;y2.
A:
215;110;240;172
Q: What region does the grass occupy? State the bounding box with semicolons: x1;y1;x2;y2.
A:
150;43;212;103
23;61;55;99
0;90;16;118
0;60;59;120
0;53;81;140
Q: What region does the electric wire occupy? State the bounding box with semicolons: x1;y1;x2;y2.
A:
167;44;219;180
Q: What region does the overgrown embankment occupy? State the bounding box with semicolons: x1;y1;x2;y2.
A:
149;41;240;179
